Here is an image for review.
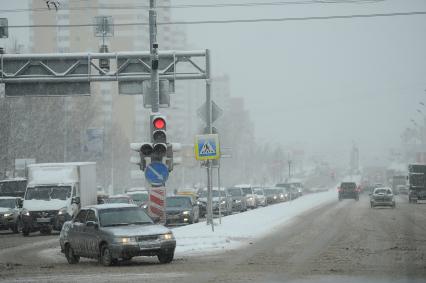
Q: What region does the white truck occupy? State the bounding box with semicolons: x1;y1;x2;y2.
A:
21;162;97;236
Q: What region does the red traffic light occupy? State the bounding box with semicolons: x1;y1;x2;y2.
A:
153;117;166;129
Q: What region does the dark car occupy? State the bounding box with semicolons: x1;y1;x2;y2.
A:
338;182;359;201
59;204;176;266
0;197;22;233
370;187;395;208
226;187;247;212
165;196;199;225
126;190;149;209
198;189;233;216
104;194;135;205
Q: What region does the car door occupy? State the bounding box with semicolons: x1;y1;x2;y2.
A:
83;209;100;258
69;209;88;255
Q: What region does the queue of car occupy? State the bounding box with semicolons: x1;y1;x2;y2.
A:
0;180;306;267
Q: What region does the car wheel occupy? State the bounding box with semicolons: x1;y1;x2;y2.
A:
100;245;115;266
22;227;30;237
65;244;80;264
157;251;174;264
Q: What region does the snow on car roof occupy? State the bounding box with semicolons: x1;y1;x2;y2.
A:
85;203;138;210
234;184;251;188
126;191;148;195
0;196;19;199
108;194;131;198
0;178;27;182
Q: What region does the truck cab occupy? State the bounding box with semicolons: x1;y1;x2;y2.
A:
21;162;96;236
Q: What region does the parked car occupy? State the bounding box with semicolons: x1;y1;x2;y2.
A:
165;195;199;225
0;197;22;233
370;187;395;208
253;187;268;207
198;188;233;216
126;190;149;209
234;184;257;209
337;182;359;201
226;187;247;212
105;194;135;205
59;203;176;266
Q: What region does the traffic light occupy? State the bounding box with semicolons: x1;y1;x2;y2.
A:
165;143;182;172
151;114;167;162
130;142;153;171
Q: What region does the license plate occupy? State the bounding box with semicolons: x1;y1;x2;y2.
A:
36;217;51;223
167;215;179;220
139;240;160;250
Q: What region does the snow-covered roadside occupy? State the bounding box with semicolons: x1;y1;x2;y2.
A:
174;189;336;256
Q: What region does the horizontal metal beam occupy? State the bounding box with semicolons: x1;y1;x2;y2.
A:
0;50;208;83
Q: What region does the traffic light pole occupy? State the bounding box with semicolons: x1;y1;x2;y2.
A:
148;0;165;224
149;0;159;114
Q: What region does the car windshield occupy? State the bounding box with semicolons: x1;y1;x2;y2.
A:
0;180;27;198
25;186;71;201
240;187;253;195
99;207;153;227
374;188;388;194
227;188;242;196
127;192;148;202
0;199;16;208
166;197;191;208
341;183;356;189
200;190;225;198
254;189;264;195
106;197;131;204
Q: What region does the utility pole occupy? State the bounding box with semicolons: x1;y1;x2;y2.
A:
205;49;214;231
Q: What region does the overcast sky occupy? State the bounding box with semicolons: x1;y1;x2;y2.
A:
1;0;426;167
171;0;426;166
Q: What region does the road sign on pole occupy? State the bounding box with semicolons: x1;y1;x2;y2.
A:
195;134;220;160
197;100;223;124
145;162;169;186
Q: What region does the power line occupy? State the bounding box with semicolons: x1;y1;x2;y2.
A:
0;0;386;13
4;11;426;29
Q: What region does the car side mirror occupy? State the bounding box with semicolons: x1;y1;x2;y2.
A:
86;221;99;229
72;197;80;204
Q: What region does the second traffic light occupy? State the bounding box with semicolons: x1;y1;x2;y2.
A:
150;114;167;162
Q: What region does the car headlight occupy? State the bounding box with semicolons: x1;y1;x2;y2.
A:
235;200;241;203
273;196;277;199
182;211;190;215
115;237;137;244
3;212;13;217
221;200;226;204
160;232;174;240
21;209;30;216
58;207;68;215
248;197;253;201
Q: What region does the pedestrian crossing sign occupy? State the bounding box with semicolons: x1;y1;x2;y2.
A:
194;134;220;160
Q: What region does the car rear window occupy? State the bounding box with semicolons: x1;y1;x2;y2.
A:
341;183;356;190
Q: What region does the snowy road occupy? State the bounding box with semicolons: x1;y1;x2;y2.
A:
1;191;426;282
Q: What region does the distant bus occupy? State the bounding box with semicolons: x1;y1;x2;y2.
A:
0;178;27;198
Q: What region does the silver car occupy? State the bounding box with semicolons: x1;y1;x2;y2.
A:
370;187;396;208
0;197;22;233
59;204;176;266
